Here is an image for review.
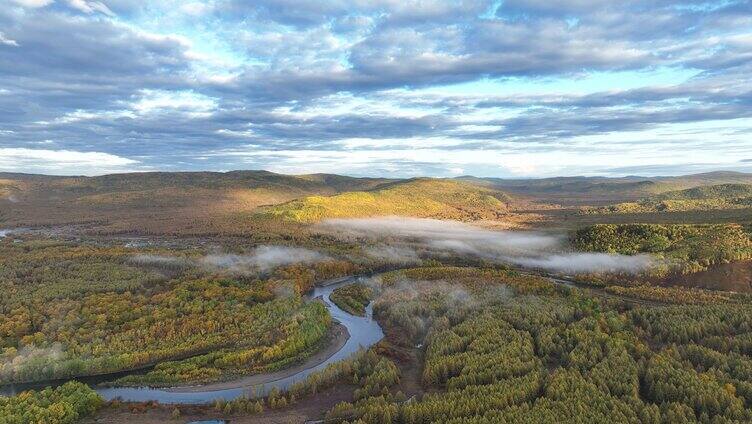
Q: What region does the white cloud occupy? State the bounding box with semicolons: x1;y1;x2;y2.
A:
130;89;217;116
2;0;752;178
67;0;115;16
0;33;19;47
216;128;256;138
41;90;219;126
180;2;212;16
0;148;140;176
10;0;54;7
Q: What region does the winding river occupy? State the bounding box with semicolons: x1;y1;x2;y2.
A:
96;277;384;404
0;267;659;405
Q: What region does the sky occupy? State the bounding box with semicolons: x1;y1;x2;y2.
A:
1;0;751;178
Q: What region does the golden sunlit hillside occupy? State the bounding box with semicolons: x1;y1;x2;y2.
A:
260;178;513;222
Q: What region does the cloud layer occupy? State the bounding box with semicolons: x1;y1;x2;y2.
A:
1;1;751;176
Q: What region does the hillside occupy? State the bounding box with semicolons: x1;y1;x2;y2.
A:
3;170;751;233
463;171;752;206
0;171;394;234
654;184;752;201
588;183;752;214
260;178;513;223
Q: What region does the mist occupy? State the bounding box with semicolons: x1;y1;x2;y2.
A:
129;254;192;269
321;217;559;256
363;245;422;265
0;344;64;381
201;245;328;273
509;253;654;274
320;217;655;274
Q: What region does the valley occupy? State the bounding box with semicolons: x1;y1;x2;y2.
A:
2;170;752;423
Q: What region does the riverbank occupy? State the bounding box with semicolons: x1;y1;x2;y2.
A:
166;322;349;393
82;383;356;424
94;277;384;404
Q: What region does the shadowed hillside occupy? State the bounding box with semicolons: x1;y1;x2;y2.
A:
260;178;513;223
0;171;394;234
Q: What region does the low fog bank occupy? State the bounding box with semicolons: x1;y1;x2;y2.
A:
129;254;192;269
363;245;422;265
202;246;328;273
322;217;559;256
509;253;654;274
321;217;655;274
203;246;328;273
129;246;328;275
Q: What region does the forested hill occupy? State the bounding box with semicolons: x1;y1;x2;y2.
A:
588;183;752;214
260;178;513;223
0;170;395;232
654;184;752;201
2;169;751;232
0;170;393;197
461;171;752;205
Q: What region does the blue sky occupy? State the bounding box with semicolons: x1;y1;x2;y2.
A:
1;0;751;177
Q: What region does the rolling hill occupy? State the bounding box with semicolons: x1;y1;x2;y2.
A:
462;171;752;206
588;183;752;214
260;178;513;223
0;171;395;234
3;169;751;234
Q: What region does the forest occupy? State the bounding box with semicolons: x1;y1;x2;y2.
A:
0;382;101;424
2;171;752;423
585;184;752;214
331;283;374;316
0;238;355;386
178;265;752;423
297;266;752;423
571;223;752;275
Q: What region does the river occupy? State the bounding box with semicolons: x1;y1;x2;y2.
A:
0;268;659;404
95;277;384;404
